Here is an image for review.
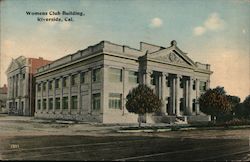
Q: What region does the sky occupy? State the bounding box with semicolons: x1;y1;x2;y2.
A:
0;0;249;101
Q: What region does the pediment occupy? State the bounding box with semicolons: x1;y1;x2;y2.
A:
148;46;196;68
6;57;26;73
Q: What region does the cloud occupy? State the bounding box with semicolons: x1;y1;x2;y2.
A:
150;17;163;28
193;12;225;36
193;26;206;36
204;13;224;30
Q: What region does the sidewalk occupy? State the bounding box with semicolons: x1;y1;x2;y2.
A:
0;115;250;137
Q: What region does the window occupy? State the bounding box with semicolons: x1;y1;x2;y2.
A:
22;74;25;79
55;79;60;89
151;74;156;85
38;84;41;92
109;68;122;82
42;82;46;91
180;98;184;112
37;100;41;110
180;78;183;88
63;77;68;87
80;71;87;84
55;97;60;110
199;81;207;92
49;98;53;110
43;99;47;110
193;80;196;90
192;99;196;112
71;74;78;86
92;93;101;110
128;71;139;84
93;68;101;83
109;93;122;109
71;96;78;110
49;81;53;90
167;77;171;87
63;97;68;110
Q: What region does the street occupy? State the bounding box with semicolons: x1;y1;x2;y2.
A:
0;134;249;161
0;115;249;161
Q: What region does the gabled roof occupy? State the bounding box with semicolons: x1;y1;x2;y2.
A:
6;56;26;73
146;40;197;68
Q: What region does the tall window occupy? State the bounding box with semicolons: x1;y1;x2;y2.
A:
151;74;156;85
43;99;47;110
63;97;68;109
38;84;41;92
49;98;53;110
109;68;122;82
49;80;53;90
55;79;60;89
109;93;122;109
128;71;139;84
92;93;100;110
193;80;196;90
71;74;78;86
63;77;68;87
42;82;46;91
55;97;60;110
71;96;78;110
180;78;184;88
167;78;170;87
93;68;101;83
80;71;87;84
180;98;184;112
199;81;207;92
192;99;196;112
37;100;41;110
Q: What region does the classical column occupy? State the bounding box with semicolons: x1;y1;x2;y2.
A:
35;83;38;113
89;68;92;114
18;74;21;97
13;75;16;98
175;75;181;116
41;82;43;112
53;79;56;113
77;72;81;114
60;77;63;113
68;74;72;114
195;78;200;115
206;80;210;90
172;77;176;115
188;78;193;115
161;73;166;114
185;79;189;115
46;81;49;113
122;68;127;115
10;77;13;98
145;71;152;85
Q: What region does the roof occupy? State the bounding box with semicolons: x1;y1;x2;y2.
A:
0;84;7;94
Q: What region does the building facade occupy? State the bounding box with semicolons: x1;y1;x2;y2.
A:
35;40;212;123
0;84;8;113
6;56;51;116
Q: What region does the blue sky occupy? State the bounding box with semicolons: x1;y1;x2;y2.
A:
0;0;249;100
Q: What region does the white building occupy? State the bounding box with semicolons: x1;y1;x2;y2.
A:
6;56;51;116
34;40;212;123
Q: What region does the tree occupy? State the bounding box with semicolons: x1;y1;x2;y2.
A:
126;84;162;127
233;95;250;119
199;86;232;121
243;95;250;112
227;95;241;114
